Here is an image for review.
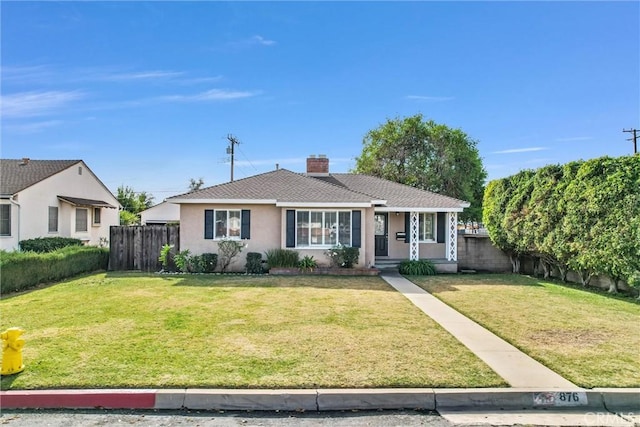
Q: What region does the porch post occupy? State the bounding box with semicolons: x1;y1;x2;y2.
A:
446;212;458;261
410;211;419;261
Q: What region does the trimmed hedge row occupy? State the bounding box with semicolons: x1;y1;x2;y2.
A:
483;155;640;293
19;237;83;253
0;246;109;294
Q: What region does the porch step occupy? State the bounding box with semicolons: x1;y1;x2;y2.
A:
374;258;403;270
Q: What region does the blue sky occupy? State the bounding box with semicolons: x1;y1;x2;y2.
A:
2;1;638;203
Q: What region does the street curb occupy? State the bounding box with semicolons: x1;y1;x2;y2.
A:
1;388;637;413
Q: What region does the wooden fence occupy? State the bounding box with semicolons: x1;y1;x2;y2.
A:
109;225;180;271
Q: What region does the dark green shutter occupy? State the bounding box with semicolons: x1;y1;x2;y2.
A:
437;212;446;243
286;210;295;247
351;210;361;248
204;210;214;239
404;212;410;243
241;209;251;239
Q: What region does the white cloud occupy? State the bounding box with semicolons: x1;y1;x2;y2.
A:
99;70;184;81
1;91;84;118
160;89;260;102
405;95;455;102
555;136;594;142
492;147;549;154
250;35;276;46
4;120;63;134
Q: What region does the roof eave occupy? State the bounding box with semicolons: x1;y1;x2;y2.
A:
168;198;278;205
276;201;374;208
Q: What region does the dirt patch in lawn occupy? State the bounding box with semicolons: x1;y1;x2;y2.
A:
527;329;609;346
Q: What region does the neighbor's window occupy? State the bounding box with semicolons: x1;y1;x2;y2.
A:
296;210;351;247
215;210;241;239
93;207;101;225
48;206;58;232
76;208;88;232
0;204;11;236
419;213;435;242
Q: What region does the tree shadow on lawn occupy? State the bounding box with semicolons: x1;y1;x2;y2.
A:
106;271;397;292
409;273;546;294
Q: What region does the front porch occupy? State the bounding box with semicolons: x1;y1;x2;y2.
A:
373;210;460;271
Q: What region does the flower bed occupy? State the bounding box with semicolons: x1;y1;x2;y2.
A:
269;267;380;276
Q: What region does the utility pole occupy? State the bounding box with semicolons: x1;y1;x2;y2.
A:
226;134;240;182
623;128;638;154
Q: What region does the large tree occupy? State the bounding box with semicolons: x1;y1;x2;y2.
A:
116;185;154;225
353;114;487;220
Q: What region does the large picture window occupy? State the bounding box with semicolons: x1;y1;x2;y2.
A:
0;204;11;236
419;213;435;242
296;210;351;247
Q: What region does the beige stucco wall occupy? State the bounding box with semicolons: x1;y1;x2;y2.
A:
180;203;281;271
180;204;374;271
0;162;119;251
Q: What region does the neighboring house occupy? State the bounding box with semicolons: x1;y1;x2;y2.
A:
168;155;469;272
140;201;180;225
0;158;121;251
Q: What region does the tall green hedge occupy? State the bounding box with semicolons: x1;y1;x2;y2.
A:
483;155;640;293
19;237;83;253
0;246;109;294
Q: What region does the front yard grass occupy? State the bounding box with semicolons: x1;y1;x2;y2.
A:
409;274;640;388
0;273;505;390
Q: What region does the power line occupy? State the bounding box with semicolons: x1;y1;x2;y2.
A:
623;128;638;154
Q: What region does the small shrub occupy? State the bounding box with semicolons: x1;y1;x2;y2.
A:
399;259;436;276
325;244;359;268
158;244;174;271
19;237;83;253
245;252;263;274
199;253;218;273
299;255;317;271
265;249;299;268
173;249;192;273
218;239;246;272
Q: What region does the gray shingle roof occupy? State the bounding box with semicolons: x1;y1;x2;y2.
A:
1;159;81;195
319;174;469;209
169;168;469;210
169;169;375;204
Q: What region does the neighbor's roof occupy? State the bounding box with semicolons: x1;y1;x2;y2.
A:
0;159;81;195
168;168;469;210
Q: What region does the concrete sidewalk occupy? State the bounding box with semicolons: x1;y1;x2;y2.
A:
380;272;577;389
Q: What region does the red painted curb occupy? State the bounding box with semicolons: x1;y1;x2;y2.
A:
0;390;156;409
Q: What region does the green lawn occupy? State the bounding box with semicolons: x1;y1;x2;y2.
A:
0;273;505;390
409;274;640;388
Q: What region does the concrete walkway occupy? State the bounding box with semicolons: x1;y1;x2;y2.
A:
380;272;578;389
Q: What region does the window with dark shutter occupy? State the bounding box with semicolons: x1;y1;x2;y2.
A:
204;210;214;239
241;210;251;239
286;210;295;247
351;210;361;248
437;212;446;243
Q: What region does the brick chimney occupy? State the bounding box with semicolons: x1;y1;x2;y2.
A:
306;154;329;175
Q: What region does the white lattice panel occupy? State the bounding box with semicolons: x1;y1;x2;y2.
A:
448;212;457;261
410;211;419;261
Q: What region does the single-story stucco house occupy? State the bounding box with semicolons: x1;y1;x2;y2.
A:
0;158;121;251
167;155;469;272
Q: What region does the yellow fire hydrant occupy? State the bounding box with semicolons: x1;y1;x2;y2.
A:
1;328;25;375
